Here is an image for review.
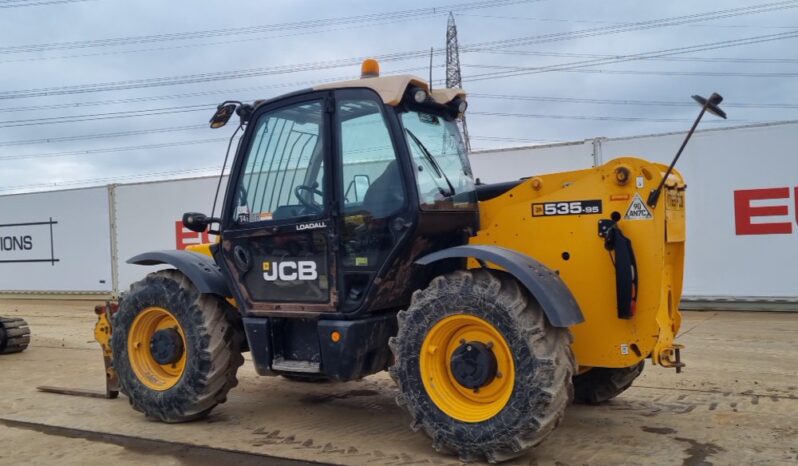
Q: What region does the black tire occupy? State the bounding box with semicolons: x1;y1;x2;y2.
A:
112;269;245;423
389;270;575;463
0;317;30;354
573;361;644;404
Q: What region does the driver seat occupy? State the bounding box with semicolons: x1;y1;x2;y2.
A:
362;160;405;219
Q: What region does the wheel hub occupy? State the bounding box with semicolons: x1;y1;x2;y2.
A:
419;314;515;422
149;328;184;365
450;340;498;389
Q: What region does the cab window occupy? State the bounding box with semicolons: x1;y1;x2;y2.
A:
339;99;405;218
401;110;476;210
233;100;325;223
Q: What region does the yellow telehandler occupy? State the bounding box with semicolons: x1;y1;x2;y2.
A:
82;59;725;462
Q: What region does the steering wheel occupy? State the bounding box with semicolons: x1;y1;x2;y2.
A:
294;184;323;213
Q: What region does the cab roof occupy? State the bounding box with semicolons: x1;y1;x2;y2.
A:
313;74;466;106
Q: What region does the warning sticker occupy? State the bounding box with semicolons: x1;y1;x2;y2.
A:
624;193;653;220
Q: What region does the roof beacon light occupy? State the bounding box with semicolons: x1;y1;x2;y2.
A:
361;58;380;78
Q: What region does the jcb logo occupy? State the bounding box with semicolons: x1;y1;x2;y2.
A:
263;261;318;281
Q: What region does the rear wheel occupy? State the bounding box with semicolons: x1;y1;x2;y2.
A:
0;317;30;354
112;270;245;422
390;270;575;463
573;361;644;404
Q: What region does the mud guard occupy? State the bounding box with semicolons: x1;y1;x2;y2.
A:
128;250;231;297
416;245;584;327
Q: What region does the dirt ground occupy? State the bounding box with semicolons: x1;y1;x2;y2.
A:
0;300;796;466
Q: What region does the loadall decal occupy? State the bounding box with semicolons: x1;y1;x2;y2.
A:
262;260;319;281
532;200;602;217
296;221;326;231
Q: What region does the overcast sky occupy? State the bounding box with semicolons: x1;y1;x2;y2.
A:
1;0;796;193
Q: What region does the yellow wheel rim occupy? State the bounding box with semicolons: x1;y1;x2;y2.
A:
420;314;515;423
127;306;187;391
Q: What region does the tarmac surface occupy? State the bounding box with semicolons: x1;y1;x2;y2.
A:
0;300;796;466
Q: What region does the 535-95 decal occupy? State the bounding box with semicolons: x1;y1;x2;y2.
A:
532;200;603;217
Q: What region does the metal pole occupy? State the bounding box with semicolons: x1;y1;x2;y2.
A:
646;104;709;208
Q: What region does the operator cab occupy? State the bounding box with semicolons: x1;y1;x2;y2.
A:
212;60;478;318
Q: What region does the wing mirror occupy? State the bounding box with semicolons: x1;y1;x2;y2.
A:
182;212;219;233
209;103;237;129
209;101;255;128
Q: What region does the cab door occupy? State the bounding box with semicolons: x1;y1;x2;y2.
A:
218;94;338;314
333;89;414;312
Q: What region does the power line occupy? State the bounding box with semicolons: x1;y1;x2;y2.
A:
0;111;752;163
470;135;564;143
459;1;798;52
4;92;790;148
0;75;358;113
0;137;228;162
0;124;206;147
0;165;222;193
474;49;798;64
0;57;431;101
469;93;798;109
0;104;212;128
0;2;539;65
0;0;533;55
455;11;798;30
2;3;795;101
460;30;798;83
0;66;435;130
463;64;798;78
469;111;754;124
0;0;94;8
0;21;420;66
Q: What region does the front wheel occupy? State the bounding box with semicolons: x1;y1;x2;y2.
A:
111;270;245;422
390;270;575;463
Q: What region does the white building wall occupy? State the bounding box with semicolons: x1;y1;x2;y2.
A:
0;187;113;293
1;121;795;304
113;176;227;292
469;140;595;183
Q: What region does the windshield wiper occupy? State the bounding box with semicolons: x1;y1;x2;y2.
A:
406;129;456;197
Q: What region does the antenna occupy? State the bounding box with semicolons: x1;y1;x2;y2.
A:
646;92;726;208
429;47;434;91
446;12;470;152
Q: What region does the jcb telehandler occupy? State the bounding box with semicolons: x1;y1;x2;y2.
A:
95;60;724;462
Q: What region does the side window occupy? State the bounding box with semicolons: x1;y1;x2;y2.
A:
339;99;405;219
401;111;476;210
234;100;325;223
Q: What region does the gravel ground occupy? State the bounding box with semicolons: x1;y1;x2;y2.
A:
0;299;796;466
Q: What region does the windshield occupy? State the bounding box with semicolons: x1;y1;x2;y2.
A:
401;110;476;210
